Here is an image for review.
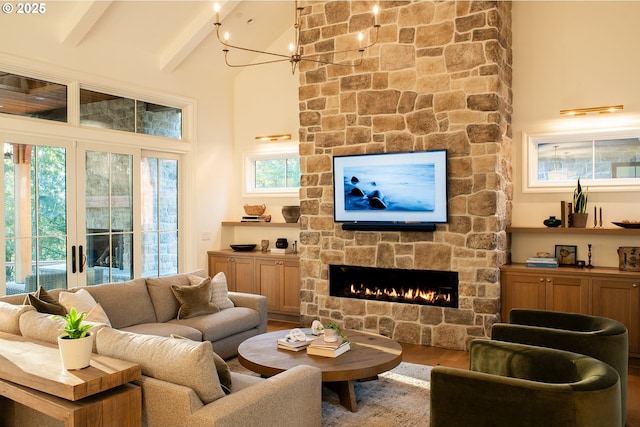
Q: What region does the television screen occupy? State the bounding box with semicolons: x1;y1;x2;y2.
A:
333;150;448;225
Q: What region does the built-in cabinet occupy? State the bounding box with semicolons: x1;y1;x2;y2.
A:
501;264;640;356
504;226;640;357
208;250;300;320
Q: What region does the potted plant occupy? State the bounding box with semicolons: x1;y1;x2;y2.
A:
54;307;94;370
322;322;348;343
572;178;589;228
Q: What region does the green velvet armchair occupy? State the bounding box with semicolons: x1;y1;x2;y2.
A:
491;309;628;426
430;340;621;427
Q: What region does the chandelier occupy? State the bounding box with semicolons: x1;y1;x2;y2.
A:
213;1;380;74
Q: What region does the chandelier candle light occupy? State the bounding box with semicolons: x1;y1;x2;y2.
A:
213;1;380;74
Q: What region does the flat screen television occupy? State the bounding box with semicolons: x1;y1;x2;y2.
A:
333;150;448;231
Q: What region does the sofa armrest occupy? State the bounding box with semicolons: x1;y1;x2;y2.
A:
228;292;267;334
190;365;322;427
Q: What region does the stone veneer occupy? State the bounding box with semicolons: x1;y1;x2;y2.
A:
297;0;512;350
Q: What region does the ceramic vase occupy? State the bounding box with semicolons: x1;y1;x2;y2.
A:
543;216;562;227
281;205;300;223
58;333;93;370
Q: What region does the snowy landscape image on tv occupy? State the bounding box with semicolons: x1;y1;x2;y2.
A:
333;150;448;224
343;164;435;211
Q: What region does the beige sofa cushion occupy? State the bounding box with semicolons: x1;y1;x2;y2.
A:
171;278;219;320
146;270;206;323
19;309;106;351
83;279;156;329
19;310;66;344
97;327;225;404
171;334;232;393
0;302;35;335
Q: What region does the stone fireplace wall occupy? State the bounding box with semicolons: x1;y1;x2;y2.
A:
297;0;513;350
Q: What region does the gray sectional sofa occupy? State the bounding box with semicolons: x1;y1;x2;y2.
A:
0;271;323;427
0;269;267;359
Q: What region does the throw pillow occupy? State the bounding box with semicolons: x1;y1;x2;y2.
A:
23;287;66;316
59;288;97;314
59;288;112;327
96;328;225;404
171;278;219;320
0;302;35;335
193;272;234;310
171;333;232;394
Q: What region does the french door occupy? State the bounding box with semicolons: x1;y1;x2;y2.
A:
1;134;149;294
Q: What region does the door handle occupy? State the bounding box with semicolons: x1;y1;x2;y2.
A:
72;245;77;274
79;245;85;273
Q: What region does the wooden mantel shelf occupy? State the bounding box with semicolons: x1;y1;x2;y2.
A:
507;226;640;236
222;221;299;228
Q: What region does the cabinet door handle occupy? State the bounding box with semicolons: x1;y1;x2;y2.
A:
633;283;638;288
539;277;544;282
546;278;551;282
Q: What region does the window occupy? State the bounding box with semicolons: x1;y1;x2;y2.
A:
0;71;67;122
244;150;300;195
80;89;182;139
524;128;640;192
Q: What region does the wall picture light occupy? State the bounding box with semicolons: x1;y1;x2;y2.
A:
560;105;624;116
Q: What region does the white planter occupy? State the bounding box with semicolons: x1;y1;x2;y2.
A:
58;333;93;370
324;328;338;343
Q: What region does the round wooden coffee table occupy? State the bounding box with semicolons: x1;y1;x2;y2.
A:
237;329;403;412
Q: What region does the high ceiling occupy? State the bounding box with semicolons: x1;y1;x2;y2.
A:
0;1;294;114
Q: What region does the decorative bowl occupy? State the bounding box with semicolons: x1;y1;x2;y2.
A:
244;204;266;216
230;244;257;252
612;222;640;229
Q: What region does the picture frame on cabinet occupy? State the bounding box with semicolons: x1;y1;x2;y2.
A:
555;244;577;266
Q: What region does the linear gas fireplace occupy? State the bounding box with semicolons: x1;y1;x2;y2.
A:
329;265;459;308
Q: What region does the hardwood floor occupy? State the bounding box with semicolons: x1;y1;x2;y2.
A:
268;320;640;426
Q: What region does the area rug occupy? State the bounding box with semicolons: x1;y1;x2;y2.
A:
227;359;432;426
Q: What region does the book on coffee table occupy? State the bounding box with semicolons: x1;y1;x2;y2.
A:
277;336;314;352
306;336;351;358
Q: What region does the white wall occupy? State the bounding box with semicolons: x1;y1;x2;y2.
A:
511;1;640;267
225;29;301;248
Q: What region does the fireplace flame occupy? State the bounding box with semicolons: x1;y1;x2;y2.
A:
349;284;451;304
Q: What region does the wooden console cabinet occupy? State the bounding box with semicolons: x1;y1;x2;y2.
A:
208;250;300;319
501;264;640;356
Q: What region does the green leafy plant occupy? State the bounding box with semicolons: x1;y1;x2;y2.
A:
573;178;588;213
54;307;91;339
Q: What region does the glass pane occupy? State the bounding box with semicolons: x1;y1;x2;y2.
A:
141;158;158;231
36;146;67;236
85;150;133;284
136;101;182;140
4;141;67;295
159;159;178;229
159;231;178;276
141;231;158;278
111;154;133;232
141;156;179;278
595;138;640;179
537;141;593;181
286;157;301;187
80;89;135;132
255;159;286;188
0;71;67;122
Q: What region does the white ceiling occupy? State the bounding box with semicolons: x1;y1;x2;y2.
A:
2;1;295;75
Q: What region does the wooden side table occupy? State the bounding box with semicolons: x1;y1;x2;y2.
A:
0;332;142;427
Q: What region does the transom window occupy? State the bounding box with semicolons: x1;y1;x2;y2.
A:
524;128;640;192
